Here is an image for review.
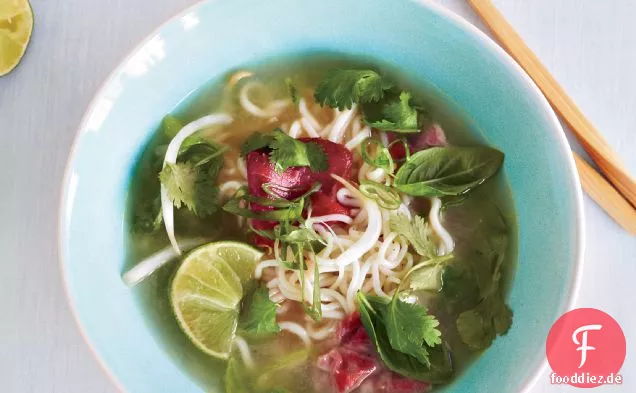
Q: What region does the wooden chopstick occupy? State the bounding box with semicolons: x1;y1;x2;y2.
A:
467;0;636;233
574;154;636;234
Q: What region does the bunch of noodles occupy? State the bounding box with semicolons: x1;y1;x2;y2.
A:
213;75;455;352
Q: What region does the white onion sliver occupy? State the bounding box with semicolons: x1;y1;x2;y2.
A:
122;238;205;287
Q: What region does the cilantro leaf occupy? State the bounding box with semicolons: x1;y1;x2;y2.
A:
240;132;275;157
382;296;442;366
305;142;329;172
314;69;393;110
456;295;512;350
450;230;514;351
132;195;163;233
390;213;437;258
240;130;328;173
285;77;299;105
239;286;280;338
400;254;454;295
367;91;420;133
456;308;493;350
356;292;453;383
159;162;220;216
269;130;328;173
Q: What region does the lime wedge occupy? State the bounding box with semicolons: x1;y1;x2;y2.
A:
0;0;33;77
171;241;263;359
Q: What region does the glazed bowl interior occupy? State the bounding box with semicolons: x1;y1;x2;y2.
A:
59;0;584;392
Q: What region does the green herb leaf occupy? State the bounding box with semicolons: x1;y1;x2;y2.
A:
256;349;310;390
305;142;329;172
361;137;395;174
382;296;442;366
456;308;494;350
269;130;328;173
400;254;454;293
359;180;402;210
241;132;276;157
356;292;453;383
161;115;183;138
159;162;221;216
240;130;328;173
224;356;253;393
492;297;513;335
314;69;393;110
239;286;280;338
394;146;504;197
456;295;512;351
448;228;513;351
367;91;420;133
222;192;305;222
389;213;437;258
285;77;299;105
132;195;163;233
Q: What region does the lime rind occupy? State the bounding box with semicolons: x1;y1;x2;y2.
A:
0;1;33;76
170;241;263;359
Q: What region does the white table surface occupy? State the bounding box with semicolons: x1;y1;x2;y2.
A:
1;0;634;392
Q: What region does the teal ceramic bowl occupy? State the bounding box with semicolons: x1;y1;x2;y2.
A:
59;0;584;391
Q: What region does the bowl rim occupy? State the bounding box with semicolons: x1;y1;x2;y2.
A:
58;0;585;392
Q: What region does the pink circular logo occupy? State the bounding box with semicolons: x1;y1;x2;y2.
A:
546;308;626;388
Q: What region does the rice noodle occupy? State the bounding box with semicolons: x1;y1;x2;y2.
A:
299;98;322;131
279;322;311;347
203;86;457;350
234;336;255;369
288;120;302;138
239;80;289;118
345;126;371;150
236;156;248;180
161;113;233;254
328;105;357;143
429;197;455;255
219;180;246;199
307;320;337;340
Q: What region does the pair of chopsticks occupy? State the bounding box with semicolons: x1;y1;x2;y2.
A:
467;0;636;234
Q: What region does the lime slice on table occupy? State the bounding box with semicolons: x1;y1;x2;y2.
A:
171;241;263;359
0;0;33;76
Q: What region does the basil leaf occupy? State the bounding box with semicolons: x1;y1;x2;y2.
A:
394;146;504;197
359;180;401;210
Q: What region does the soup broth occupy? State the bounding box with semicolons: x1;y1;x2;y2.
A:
125;54;518;393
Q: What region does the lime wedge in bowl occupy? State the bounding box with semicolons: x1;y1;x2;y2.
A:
0;0;33;76
170;241;263;359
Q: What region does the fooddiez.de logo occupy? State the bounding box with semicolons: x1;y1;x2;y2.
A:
546;308;626;388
